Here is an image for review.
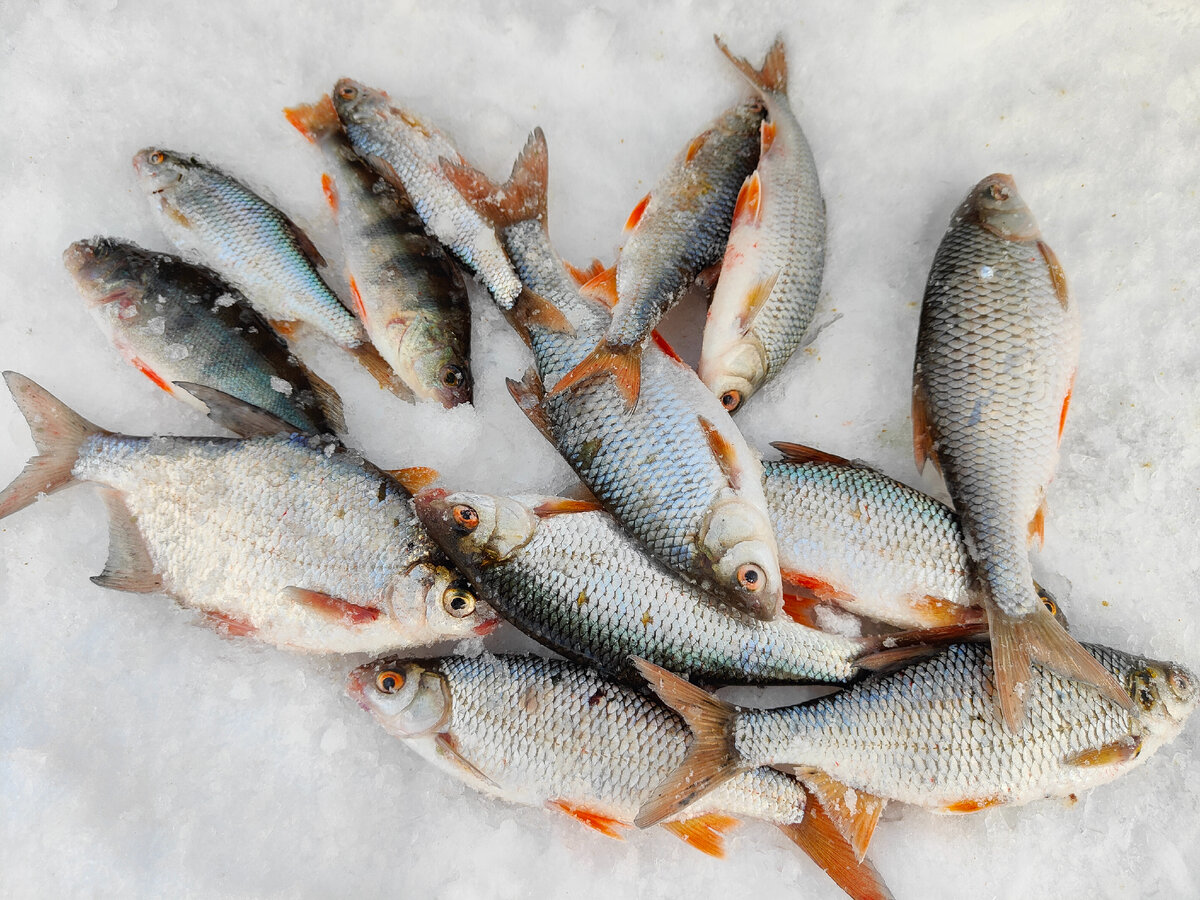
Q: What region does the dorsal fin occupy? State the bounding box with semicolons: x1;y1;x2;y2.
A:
714;34;788;96
174;382;297;437
440;128;548;228
770;441;857;467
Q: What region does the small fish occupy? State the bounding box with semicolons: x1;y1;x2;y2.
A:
132;147;405;397
441;130;785;621
284;96;472;408
331;78;523;308
349;653;894;900
0;373;495;653
635;644;1197;862
551;100;764;407
912;173;1131;728
65;237;343;434
700;36;827;412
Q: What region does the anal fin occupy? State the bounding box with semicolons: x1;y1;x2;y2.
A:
90;490;163;593
944;797;1005;813
548;801;627;839
661;813;740;858
202;610;258;638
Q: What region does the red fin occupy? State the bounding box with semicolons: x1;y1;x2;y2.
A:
1059;373;1074;443
284;587;380;626
435;733;498;787
91;489;163;594
662;813;740;858
283;95;339;143
548;341;641;409
760;118;777;155
944;797;1006;814
714;34;789;96
624;193;651;233
532;497;604;517
506;369;555;444
441;128;547;228
348;342;414;401
732;171;763;227
388;466;439;495
579;265;618;309
203;610;258;638
1039;241;1070;310
782;572;845;604
911;382;939;475
548;801;627;839
564;258;606;286
800;772;886;862
632;658;744;828
1064;735;1142;767
770;441;857;467
131;357;173;394
321;173;339;214
684;132;711;164
782;593;823;629
778;790;896;900
650;330;683;363
1028;499;1046;549
697;415;742;491
909;595;987;629
510;288;575;336
268;318;301;339
347;275;367;321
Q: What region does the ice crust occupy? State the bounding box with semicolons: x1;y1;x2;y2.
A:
1;1;1198;898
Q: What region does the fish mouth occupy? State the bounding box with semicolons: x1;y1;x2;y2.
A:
62;241;97;275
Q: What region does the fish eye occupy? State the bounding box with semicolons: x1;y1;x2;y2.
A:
452;504;479;531
376;670;405;694
443;584;476;618
1169;668;1193;697
1041;596;1057;616
736;563;765;592
149;151;165;165
441;364;465;388
721;390;741;412
339;84;358;100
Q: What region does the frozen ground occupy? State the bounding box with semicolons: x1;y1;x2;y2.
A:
2;1;1198;897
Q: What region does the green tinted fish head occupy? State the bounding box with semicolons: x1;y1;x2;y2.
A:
63;238;152;306
413;489;538;568
348;658;451;737
959;173;1040;241
392;314;473;408
697;497;782;620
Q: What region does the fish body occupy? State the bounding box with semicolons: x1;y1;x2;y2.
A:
913;173;1129;727
700;37;826;412
285;96;472;407
442;131;784;620
0;374;495;653
414;490;869;685
64;237;342;433
331;78;522;308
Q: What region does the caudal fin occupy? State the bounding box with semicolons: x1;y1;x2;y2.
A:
779;790;895;900
547;339;642;409
0;372;105;520
714;34;789;96
631;658;746;828
283;95;341;144
989;602;1135;730
441;128;548;229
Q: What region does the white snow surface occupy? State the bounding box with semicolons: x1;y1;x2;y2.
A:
2;2;1199;897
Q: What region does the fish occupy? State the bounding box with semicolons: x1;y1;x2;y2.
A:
912;173;1131;728
131;147;406;398
441;130;785;621
330;78;523;309
349;653;894;900
0;373;496;653
699;36;827;412
634;643;1197;861
284;96;473;408
412;489;969;686
64;237;343;434
551;100;765;407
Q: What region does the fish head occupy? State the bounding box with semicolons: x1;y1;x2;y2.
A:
413;488;538;569
132;147;195;195
332;78;390;127
63;238;152;310
348;657;452;737
698;336;767;414
959;173;1040;241
412;562;500;638
697;498;782;620
1124;658;1199;728
388;313;473;408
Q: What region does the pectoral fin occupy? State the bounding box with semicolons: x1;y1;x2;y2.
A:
284;587;380;626
548;801;627;839
1064;735;1142;768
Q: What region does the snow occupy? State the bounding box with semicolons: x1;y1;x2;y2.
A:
2;1;1198;897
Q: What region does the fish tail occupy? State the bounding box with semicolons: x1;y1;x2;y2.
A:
0;372;107;520
631;658;746;828
347;341;416;402
547;339;641;409
989;602;1135;731
778;790;896;900
441;127;548;229
714;34;789;96
283;95;341;144
855;620;989;672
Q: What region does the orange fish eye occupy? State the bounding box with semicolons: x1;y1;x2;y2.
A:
736;563;765;592
1042;596;1057;616
376;670;405;693
441;364;465;388
339;85;358;100
452;504;479;530
720;390;741;412
149;151;165;165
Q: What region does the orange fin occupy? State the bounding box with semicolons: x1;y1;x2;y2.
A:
770;441;858;468
624;193;651;233
131;356;173;394
347;341;414;402
347;275;367;321
944;797;1005;814
988;602;1136;731
532;497;604;517
388;466;439;495
909;594;987;629
1038;241;1070;310
268;318;301;340
732;171;763;228
91;490;163;594
714;34;789;96
1058;372;1075;443
284;586;380;626
911;381;939;475
165;205;192;229
548;801;627;839
684;132;710;164
203;610;258;638
548;340;641;409
1028;498;1046;548
778;790;896;900
506;368;555;444
631;658;744;828
1064;735;1142;768
697;415;743;491
650;330;683;364
662;813;740;858
782;571;846;604
173;382;296;438
782;593;824;629
441;128;547;228
321;173;339;214
737;270;779;330
799;772;886;862
435;732;499;787
510;288;575;336
283;95;339;143
579;265;618;309
565;258;607;286
760;118;777;155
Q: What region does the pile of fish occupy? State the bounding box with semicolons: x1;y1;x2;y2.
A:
3;34;1193;900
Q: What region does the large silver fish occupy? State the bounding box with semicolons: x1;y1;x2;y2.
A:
0;373;496;653
331;78;523;309
699;36;827;413
285;96;472;408
65;237;343;434
441;130;783;621
132;147;405;397
913;173;1130;728
349;653;893;900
